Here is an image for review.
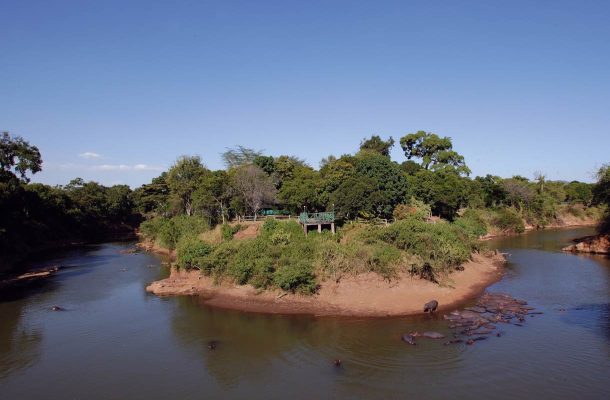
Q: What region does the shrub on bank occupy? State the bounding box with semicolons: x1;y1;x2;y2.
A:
176;236;212;269
493;207;525;233
454;209;488;237
172;217;484;293
140;215;209;249
221;223;241;241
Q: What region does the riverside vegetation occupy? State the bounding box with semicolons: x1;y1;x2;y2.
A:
2;131;607;292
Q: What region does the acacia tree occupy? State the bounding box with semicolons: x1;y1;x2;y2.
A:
399;131;470;175
221;146;263;169
231;164;277;219
166;155;207;216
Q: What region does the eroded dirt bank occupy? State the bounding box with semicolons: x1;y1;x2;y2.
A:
562;234;609;254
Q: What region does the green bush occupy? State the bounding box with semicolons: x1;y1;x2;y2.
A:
367;217;474;280
221;224;241;241
367;243;402;279
176;236;212;269
393;197;432;221
273;261;317;294
139;215;209;249
493;207;525;233
454;209;488;237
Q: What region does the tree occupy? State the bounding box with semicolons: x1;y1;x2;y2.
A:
221;146;262;169
253;155;276;175
474;175;508;207
0;131;42;183
231;165;277;219
502;178;534;212
193;170;232;224
131;173;170;215
564;181;593;205
320;156;356;191
593;164;610;205
272;155;309;188
359;135;394;157
534;171;546;193
399;131;470;175
407;169;473;219
106;185;133;221
278;167;322;213
354;153;408;217
166;156;208;216
331;176;378;219
592;164;610;232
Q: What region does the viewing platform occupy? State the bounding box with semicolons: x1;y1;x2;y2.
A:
298;212;336;235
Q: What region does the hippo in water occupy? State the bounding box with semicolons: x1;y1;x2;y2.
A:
421;331;445;339
424;300;438;313
401;334;417;345
50;306;64;311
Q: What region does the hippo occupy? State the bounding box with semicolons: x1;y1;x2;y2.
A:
207;340;218;350
424;300;438;313
333;359;342;367
50;306;64;311
401;334;417;345
421;331;445;339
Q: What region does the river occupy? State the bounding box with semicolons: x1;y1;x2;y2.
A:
1;227;608;399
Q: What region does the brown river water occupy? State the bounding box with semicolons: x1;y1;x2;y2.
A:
1;227;608;399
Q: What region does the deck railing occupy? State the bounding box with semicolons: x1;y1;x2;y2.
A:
298;212;335;224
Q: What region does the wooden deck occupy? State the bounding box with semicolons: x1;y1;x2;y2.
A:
298;212;336;235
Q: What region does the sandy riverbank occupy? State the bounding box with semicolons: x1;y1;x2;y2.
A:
146;251;506;317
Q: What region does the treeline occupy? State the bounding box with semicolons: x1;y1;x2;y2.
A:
0;133;138;272
135;131;601;241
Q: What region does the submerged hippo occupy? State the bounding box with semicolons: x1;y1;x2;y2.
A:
401;334;417;345
333;359;342;367
421;331;445;339
50;306;64;311
424;300;438;313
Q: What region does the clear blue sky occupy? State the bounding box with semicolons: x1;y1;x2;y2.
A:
1;0;609;187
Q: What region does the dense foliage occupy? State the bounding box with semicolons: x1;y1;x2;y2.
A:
3;130;606;283
167;218;481;293
0;133;139;272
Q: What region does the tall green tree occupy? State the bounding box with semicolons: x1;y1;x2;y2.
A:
131;173;170;215
0;131;42;183
166;156;208;216
399;131;470;175
407;169;472;219
193;170;232;224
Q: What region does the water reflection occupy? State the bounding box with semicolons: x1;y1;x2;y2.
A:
0;229;608;399
0;297;42;380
